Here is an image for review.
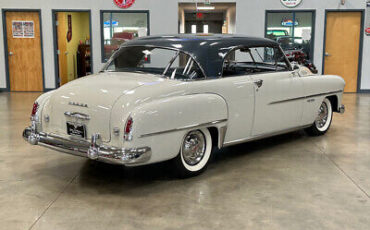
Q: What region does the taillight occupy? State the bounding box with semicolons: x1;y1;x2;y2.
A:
124;116;133;141
31;102;39;117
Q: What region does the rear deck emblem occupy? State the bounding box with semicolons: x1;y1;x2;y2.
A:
69;101;88;108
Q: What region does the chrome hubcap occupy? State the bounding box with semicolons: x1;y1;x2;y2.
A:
182;130;206;166
315;102;329;128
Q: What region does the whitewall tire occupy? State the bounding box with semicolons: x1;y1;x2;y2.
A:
173;128;213;177
305;98;333;136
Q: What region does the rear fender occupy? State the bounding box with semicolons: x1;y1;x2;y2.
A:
126;94;228;163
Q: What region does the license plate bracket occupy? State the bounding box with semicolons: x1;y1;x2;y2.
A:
66;122;86;139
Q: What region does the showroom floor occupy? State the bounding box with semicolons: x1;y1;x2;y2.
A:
0;92;369;230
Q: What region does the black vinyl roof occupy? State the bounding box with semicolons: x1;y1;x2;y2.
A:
121;34;280;78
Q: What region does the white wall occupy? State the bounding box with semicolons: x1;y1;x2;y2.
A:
0;0;369;91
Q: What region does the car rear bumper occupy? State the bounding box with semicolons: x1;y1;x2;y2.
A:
23;126;151;166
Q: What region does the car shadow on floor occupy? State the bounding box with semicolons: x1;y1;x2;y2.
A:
75;130;310;189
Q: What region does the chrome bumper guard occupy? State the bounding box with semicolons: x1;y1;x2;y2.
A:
22;126;151;165
339;104;345;114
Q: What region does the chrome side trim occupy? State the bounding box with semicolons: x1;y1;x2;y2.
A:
223;124;311;147
269;90;343;105
64;111;91;120
139;119;228;138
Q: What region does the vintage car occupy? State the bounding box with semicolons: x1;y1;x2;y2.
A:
23;34;345;177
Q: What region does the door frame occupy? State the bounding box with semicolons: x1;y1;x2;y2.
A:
264;10;316;63
322;9;365;93
52;9;93;88
1;9;45;92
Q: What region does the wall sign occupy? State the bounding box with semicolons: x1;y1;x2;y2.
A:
280;0;302;8
114;0;135;9
104;20;119;27
12;21;34;38
281;19;298;26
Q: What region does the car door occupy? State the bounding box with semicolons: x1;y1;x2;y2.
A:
247;47;304;136
249;71;303;136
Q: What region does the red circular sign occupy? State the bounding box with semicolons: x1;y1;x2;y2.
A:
114;0;135;9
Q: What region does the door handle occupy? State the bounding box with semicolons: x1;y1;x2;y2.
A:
9;51;13;56
324;52;331;57
254;79;263;89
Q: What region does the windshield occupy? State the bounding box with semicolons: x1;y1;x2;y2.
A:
104;46;205;80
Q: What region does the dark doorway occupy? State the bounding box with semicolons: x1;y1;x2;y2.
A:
179;3;236;34
185;12;223;34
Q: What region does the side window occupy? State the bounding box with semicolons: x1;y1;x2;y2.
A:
223;46;290;77
226;49;254;63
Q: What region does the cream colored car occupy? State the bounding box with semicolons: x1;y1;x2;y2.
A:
23;34;345;177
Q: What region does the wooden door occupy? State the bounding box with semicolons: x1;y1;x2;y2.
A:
5;11;43;91
56;12;68;86
324;12;362;93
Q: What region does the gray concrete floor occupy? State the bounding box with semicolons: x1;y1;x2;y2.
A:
0;92;369;230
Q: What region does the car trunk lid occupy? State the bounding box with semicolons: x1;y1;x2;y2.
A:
45;72;163;142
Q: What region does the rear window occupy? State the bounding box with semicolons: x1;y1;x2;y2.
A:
104;46;205;80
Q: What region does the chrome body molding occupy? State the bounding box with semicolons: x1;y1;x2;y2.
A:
139;119;228;138
23;126;151;166
269;90;343;105
223;125;312;147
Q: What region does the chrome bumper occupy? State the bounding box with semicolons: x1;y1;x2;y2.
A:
22;126;151;165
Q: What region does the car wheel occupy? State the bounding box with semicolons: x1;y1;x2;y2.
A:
305;98;333;136
173;128;213;178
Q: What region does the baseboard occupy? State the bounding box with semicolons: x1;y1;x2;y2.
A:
44;88;56;92
358;89;370;93
0;88;9;92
